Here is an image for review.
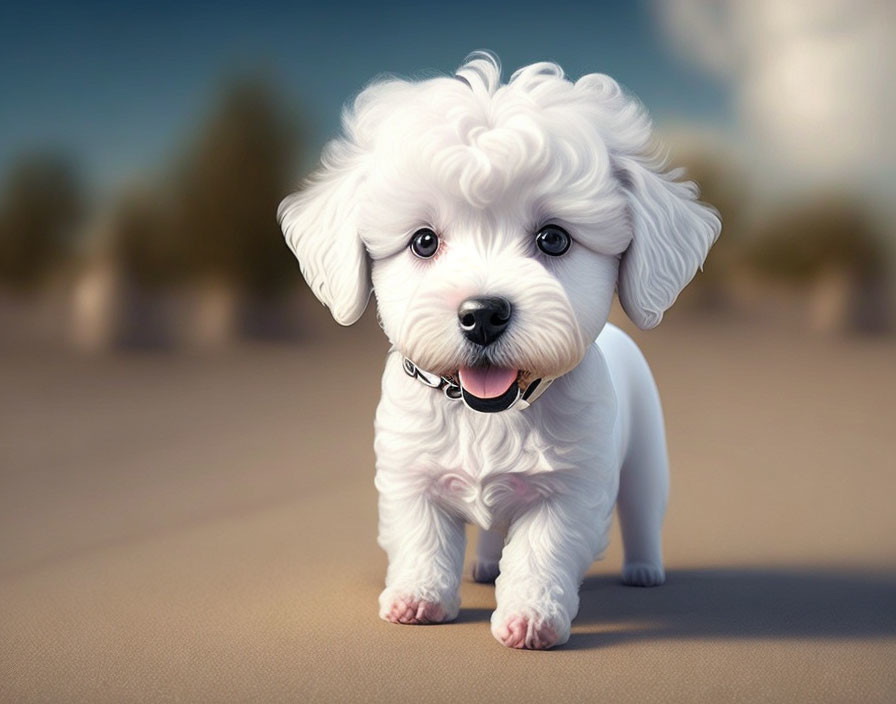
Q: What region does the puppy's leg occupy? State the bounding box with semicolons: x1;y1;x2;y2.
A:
376;489;466;625
617;390;668;587
472;527;504;583
491;498;606;649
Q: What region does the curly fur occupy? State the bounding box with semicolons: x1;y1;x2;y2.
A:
279;51;720;649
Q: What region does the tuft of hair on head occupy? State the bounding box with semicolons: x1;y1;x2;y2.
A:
455;50;503;98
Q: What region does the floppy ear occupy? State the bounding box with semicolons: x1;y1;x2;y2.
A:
615;154;721;329
277;144;371;326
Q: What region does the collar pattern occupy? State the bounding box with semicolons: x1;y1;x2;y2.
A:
401;357;554;411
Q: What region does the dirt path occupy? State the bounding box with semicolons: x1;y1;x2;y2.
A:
2;313;894;702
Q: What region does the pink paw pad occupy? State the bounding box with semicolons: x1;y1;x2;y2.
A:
385;597;447;625
496;614;559;650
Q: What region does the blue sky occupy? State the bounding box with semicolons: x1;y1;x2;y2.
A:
0;0;729;197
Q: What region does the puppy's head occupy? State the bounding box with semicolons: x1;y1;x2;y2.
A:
279;52;720;410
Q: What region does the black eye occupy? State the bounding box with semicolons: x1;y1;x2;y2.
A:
535;225;571;256
410;228;440;258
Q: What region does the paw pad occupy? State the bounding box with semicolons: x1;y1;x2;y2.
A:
384;597;447;625
495;614;559;650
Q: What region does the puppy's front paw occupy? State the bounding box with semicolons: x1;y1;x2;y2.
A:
493;613;562;650
379;588;457;625
491;601;570;650
384;597;446;624
621;562;665;587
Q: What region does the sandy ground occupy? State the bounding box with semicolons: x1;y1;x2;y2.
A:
1;310;895;703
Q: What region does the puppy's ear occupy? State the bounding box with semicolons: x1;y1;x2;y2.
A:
615;153;721;329
579;72;722;329
278;143;371;326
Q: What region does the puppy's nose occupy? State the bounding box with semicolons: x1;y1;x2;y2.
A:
458;296;512;346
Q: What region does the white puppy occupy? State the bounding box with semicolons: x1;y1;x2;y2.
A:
279;52;720;649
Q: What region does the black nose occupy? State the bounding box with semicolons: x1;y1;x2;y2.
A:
458;296;512;346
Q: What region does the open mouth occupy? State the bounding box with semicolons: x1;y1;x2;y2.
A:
457;365;522;413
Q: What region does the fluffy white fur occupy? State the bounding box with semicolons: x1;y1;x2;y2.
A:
279;52;720;649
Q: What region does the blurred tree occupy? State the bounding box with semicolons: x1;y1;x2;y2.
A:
0;154;84;290
174;76;299;297
749;197;891;332
110;189;183;289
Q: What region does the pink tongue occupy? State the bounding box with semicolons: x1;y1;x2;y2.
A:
458;366;518;399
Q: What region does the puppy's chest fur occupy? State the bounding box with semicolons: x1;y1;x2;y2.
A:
374;347;620;529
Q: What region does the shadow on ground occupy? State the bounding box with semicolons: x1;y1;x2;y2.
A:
551;567;896;650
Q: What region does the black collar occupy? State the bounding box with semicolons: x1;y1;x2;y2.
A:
401;357;553;412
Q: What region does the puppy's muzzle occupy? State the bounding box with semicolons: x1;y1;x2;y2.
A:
458;296;512;347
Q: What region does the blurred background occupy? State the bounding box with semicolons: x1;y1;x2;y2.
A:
1;0;894;347
1;1;894;702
